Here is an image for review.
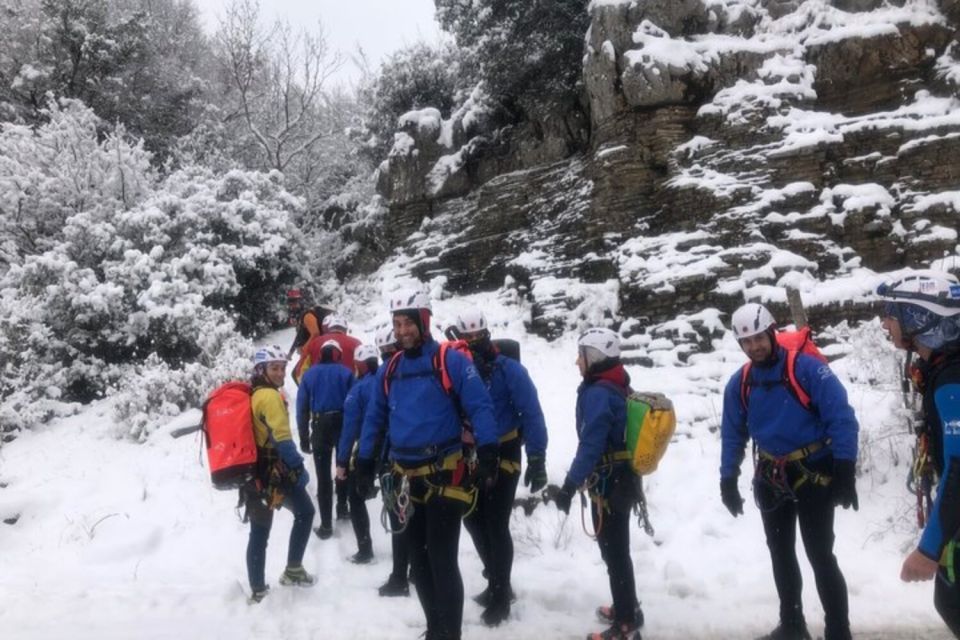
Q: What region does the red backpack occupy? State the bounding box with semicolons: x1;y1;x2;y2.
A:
202;381;258;490
739;327;828;412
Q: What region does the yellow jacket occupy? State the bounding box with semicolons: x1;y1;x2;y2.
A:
251;386;294;448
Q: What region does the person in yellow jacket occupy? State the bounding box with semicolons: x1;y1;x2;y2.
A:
245;345;316;603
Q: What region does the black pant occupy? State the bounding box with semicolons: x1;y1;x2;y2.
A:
311;411;347;529
463;437;521;607
346;471;371;553
406;487;467;640
936;549;960;638
755;457;850;640
388;503;410;582
592;467;638;627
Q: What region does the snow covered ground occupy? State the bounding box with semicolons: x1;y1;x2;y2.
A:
0;291;954;640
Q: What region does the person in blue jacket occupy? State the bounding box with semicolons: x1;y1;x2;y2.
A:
720;303;859;640
454;307;548;626
296;339;354;539
335;344;381;564
355;289;498;640
555;328;641;640
878;271;960;637
369;325;412;598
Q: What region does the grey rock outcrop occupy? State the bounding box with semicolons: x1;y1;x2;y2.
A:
369;0;960;347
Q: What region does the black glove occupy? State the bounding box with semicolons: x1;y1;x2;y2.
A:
832;459;858;511
720;477;744;517
523;456;547;493
477;444;499;488
555;480;576;515
355;457;376;499
300;437;312;454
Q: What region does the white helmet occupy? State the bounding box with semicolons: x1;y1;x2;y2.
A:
876;271;960;317
253;345;287;366
455;308;488;334
388;288;432;314
731;303;776;339
323;313;347;332
375;324;397;350
355;344;379;362
578;328;621;358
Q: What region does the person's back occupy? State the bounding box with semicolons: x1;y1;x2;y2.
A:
293;314;360;382
296;340;355;537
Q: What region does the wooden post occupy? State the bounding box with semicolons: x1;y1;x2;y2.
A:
785;286;808;329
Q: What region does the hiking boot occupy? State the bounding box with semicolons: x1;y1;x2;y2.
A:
596;602;644;627
472;585;516;608
314;525;333;540
279;565;316;587
350;547;374;564
378;575;410;597
755;623;812;640
247;585;269;604
336;503;351;521
481;601;511;627
586;622;641;640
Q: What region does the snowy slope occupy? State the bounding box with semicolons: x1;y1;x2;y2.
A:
0;292;954;640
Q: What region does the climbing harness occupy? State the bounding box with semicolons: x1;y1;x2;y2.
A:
752;440;831;512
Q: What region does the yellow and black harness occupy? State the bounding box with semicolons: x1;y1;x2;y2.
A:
753;438;832;511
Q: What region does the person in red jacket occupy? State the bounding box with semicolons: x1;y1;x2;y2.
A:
293;313;361;384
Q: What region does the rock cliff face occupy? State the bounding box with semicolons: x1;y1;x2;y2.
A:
371;0;960;352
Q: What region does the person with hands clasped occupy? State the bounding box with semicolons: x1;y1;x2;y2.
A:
878;271;960;637
720;303;859;640
556;328;641;640
354;289;498;640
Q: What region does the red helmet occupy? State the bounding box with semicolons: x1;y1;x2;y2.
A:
287;288;303;301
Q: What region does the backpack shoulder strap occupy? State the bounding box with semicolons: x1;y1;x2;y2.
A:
594;378;629;399
382;350;404;396
739;362;753;411
435;342;453;395
784;350;813;411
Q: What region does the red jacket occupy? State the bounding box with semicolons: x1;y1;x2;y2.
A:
293;332;361;384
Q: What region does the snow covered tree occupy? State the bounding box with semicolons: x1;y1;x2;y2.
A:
0;0;213;161
359;40;477;161
0;98;154;269
434;0;589;119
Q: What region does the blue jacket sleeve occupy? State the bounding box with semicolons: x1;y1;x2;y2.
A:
720;370;749;479
295;373;310;443
796;354;859;461
919;382;960;559
275;439;304;469
449;350;498;448
338;383;363;466
504;360;548;458
565;385;614;487
359;367;388;461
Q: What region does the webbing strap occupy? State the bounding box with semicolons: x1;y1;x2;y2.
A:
600;450;632;466
498;428;520;444
393;451;463;478
499;459;522;474
757;438;830;463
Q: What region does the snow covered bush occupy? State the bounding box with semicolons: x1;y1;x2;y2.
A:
0;100;308;438
0;98;155;268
